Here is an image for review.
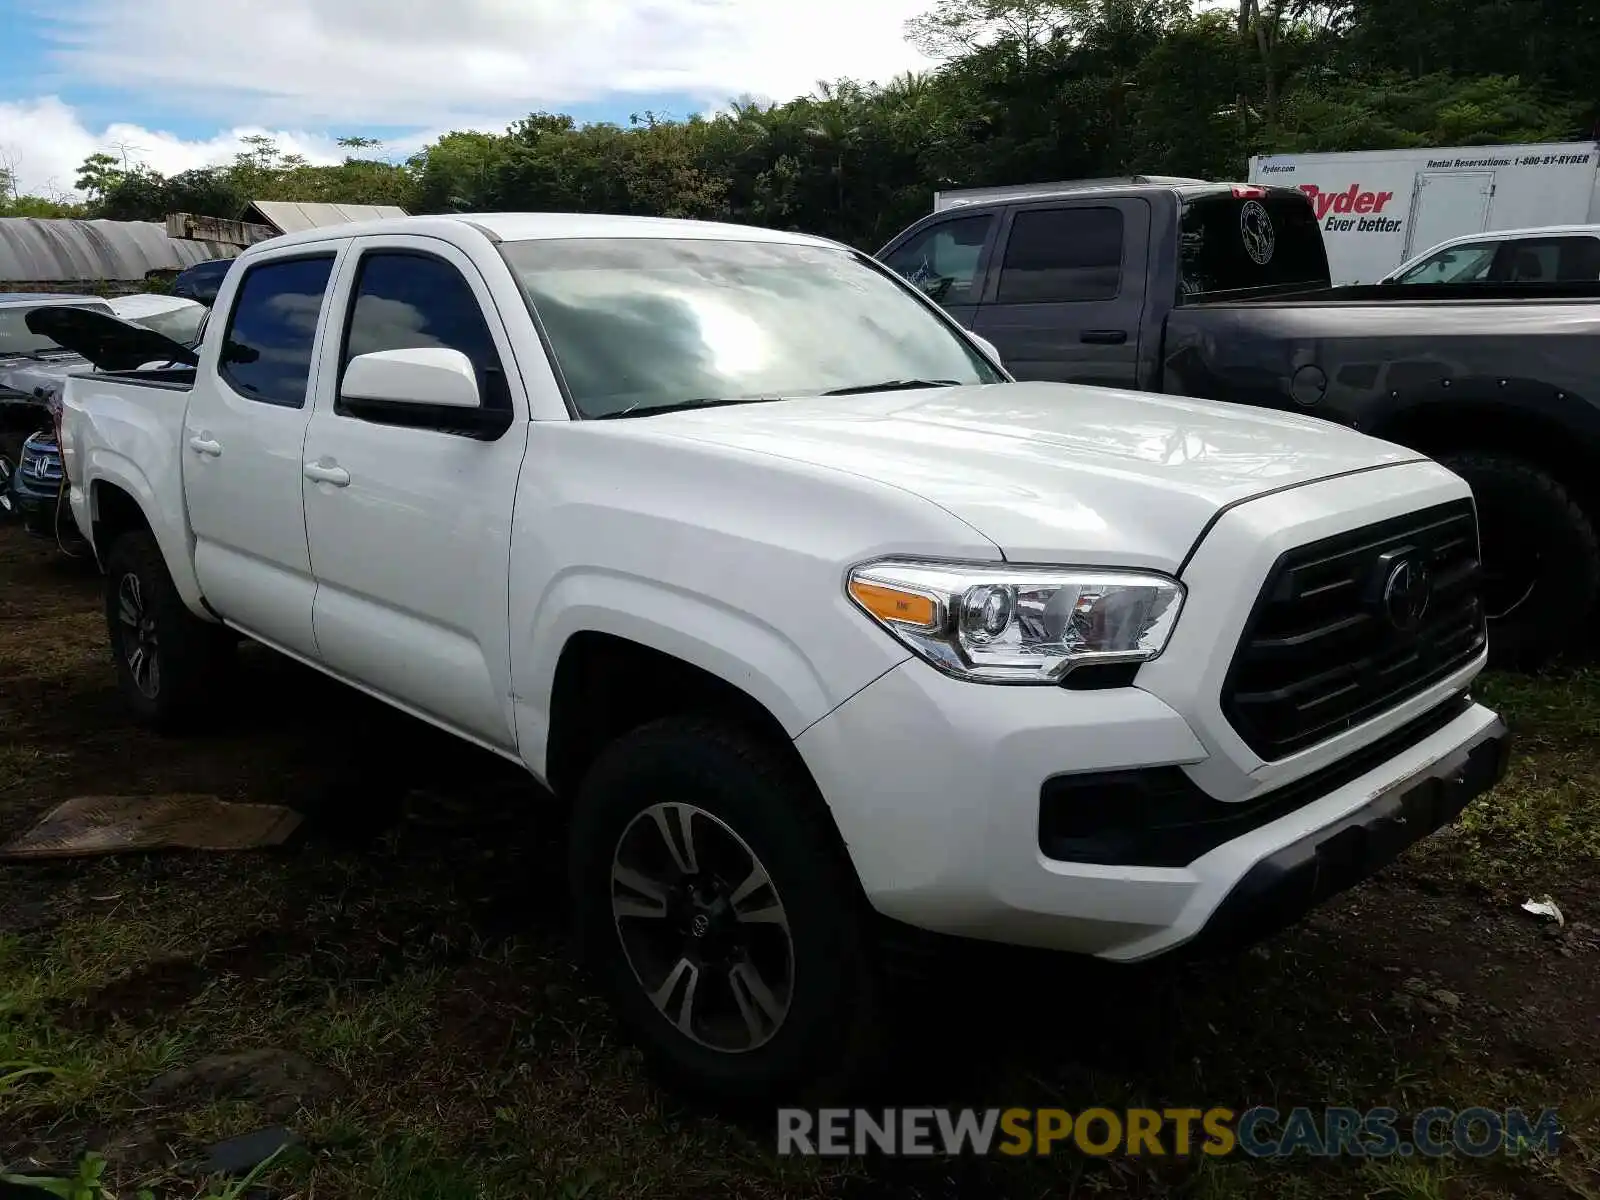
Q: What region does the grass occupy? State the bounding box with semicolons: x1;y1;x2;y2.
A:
2;523;1598;1198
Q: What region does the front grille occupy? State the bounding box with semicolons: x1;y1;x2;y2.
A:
1222;499;1485;761
20;434;62;483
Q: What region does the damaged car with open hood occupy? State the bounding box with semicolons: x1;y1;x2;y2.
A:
1;294;200;540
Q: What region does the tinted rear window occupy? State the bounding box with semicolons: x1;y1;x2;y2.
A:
1179;193;1329;299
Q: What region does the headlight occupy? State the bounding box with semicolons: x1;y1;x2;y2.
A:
846;559;1184;683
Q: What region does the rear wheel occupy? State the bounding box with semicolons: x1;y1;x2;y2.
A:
103;530;233;732
568;717;880;1104
1440;453;1600;670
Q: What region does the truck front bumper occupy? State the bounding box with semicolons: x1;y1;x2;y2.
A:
1179;709;1508;957
796;658;1508;961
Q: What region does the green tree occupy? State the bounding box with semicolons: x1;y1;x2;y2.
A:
75;152;124;200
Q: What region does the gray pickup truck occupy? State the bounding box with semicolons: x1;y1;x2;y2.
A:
879;179;1600;668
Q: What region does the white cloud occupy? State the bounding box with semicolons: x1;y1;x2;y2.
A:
0;95;411;198
4;0;938;198
48;0;937;127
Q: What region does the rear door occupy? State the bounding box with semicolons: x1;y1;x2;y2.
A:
182;244;344;658
970;198;1150;387
877;211;1000;328
1404;172;1495;260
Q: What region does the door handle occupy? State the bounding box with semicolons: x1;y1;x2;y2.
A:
187;435;222;457
1080;329;1129;345
303;462;351;487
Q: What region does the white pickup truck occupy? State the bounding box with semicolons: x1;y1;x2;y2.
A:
55;213;1509;1101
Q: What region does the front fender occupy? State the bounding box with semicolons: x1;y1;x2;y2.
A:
513;567;907;780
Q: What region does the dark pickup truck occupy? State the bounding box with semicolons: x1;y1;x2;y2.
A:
878;180;1600;668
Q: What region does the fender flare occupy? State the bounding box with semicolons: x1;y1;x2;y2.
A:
85;449;207;614
516;569;842;779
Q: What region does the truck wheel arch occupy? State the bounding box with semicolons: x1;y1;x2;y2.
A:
88;476;211;619
1374;401;1600;667
541;631;859;883
1373;399;1600;502
90;480;152;558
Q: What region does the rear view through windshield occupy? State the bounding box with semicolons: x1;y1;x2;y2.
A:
1178;191;1330;299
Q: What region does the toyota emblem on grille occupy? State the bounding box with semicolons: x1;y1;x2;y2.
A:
1381;557;1432;632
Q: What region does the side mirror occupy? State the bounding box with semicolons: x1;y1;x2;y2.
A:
343;347;482;409
339;347;513;440
966;331;1003;367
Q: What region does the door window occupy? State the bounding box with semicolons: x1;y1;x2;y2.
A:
881;215;993;304
1395;241;1497;284
339;251;509;412
1497;236;1600;282
997;207;1124;303
217;256;336;408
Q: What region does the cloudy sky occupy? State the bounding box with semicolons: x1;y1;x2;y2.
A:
0;0;939;197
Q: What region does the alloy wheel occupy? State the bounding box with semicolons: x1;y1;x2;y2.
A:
117;571;161;699
610;802;794;1053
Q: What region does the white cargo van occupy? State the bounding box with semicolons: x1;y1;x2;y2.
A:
1249;141;1600;284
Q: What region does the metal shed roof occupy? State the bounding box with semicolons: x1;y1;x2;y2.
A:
0;218;236;282
244;201;409;234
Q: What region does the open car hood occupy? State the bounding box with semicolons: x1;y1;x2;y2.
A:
24;305;199;372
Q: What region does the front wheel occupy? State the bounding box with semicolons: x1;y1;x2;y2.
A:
103;530;233;732
1440;453;1600;670
568;717;881;1104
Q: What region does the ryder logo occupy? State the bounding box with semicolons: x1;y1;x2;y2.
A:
1297;184;1402;233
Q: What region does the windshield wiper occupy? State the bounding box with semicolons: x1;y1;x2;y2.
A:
819;378;963;396
594;395;784;420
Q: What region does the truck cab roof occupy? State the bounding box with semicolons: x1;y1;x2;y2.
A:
249;212;846;255
929;178;1294;213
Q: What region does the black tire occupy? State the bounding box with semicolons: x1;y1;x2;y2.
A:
1440;453;1600;670
569;717;881;1105
103;530;233;732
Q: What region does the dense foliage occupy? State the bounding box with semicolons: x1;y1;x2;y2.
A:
5;0;1595;247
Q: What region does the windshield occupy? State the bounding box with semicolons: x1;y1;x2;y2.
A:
1395;242;1498;284
1178;192;1331;299
124;301;207;347
498;237;1004;418
0;301;114;357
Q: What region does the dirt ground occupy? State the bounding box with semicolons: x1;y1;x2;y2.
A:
1;519;1597;1200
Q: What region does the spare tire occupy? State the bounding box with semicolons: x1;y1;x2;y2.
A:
1439;453;1600;670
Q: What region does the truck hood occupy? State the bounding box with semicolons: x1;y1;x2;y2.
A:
641;381;1425;571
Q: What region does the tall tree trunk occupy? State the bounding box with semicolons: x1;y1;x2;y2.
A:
1239;0;1280;133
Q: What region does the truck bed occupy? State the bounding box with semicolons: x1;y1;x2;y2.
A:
1211;280;1600;305
60;370;203;607
79;367;196;391
1162;291;1600;448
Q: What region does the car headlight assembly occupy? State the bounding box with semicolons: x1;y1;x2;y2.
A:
846;559;1184;684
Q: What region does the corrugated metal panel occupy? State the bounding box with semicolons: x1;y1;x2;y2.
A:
245;201;409;234
0;218;237;283
167;213;278;247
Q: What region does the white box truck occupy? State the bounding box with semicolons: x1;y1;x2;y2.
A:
1249;140;1600;284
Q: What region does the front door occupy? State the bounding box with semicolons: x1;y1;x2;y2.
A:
182;247;343;657
878;211;999;328
300;237;529;752
971;198;1150;387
